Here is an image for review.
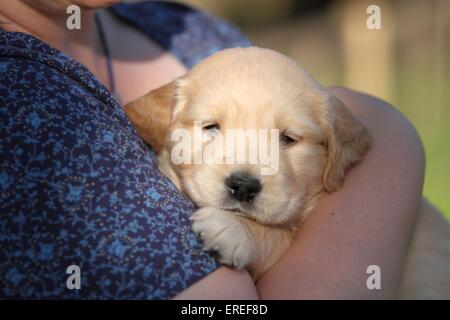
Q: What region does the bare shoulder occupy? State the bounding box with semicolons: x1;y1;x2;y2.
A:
98;9;187;104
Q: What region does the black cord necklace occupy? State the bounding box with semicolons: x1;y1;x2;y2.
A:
94;12;120;103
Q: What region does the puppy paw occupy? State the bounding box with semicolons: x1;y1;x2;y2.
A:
191;207;254;269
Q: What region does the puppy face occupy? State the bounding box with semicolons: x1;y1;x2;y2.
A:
125;47;371;226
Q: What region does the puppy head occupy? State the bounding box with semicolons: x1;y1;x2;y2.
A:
125;47;371;226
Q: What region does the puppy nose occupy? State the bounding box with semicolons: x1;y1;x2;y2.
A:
225;172;261;203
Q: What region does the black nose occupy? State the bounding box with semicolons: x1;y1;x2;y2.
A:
225;172;262;203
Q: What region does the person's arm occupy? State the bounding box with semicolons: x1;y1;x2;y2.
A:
174;267;259;299
256;87;425;299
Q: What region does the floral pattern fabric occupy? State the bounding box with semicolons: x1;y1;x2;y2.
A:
0;1;249;299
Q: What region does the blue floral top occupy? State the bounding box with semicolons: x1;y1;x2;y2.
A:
0;1;250;299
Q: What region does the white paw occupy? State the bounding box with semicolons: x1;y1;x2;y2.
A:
191;207;254;269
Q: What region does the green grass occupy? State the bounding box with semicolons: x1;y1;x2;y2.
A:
394;61;450;220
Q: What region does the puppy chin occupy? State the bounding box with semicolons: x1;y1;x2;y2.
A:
214;195;297;227
250;192;306;227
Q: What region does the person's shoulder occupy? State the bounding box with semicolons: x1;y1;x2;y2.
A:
111;1;251;68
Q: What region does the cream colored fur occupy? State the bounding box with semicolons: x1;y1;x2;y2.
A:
125;47;450;298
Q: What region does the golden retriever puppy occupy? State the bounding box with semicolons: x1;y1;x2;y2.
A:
124;47;371;280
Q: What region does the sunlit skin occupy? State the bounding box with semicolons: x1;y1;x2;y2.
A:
0;0;186;104
0;0;425;299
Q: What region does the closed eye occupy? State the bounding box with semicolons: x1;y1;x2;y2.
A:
203;123;220;131
280;132;299;146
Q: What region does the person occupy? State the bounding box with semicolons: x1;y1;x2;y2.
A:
0;0;425;299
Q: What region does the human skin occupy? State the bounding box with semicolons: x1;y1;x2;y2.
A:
256;87;425;299
0;1;425;299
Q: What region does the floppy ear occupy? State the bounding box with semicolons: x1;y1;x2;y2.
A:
321;94;372;192
124;82;175;153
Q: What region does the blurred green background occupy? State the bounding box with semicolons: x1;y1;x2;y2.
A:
183;0;450;220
